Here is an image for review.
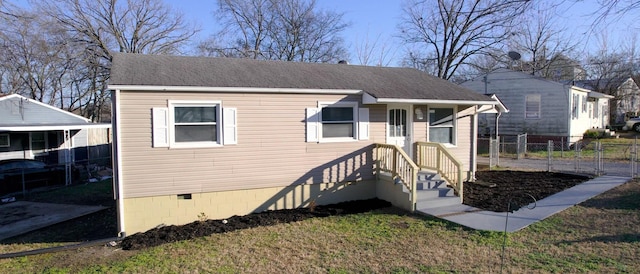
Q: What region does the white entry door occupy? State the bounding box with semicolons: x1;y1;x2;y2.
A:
387;105;412;156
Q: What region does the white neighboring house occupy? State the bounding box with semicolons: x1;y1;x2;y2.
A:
0;94;111;184
461;68;613;144
572;77;640;125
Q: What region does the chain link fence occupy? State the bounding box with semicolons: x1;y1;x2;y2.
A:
479;136;639;177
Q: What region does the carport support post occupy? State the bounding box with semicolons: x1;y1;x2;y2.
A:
64;129;72;185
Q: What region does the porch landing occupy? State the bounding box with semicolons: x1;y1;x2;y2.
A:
416;175;630;232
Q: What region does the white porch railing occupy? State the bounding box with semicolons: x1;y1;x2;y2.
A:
415;142;464;200
375;143;418;211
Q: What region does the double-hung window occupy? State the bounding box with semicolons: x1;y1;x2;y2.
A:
30;132;47;153
152;100;237;148
525;94;541;119
0;134;9;148
321;104;356;138
572;94;579;119
428;108;455;145
305;101;369;143
173;104;219;143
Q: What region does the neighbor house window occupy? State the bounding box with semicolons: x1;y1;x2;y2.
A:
525;94;541;119
0;134;9;148
582;95;587;113
572;94;579;119
30;132;47;151
429;108;455;145
305;101;369;143
152;101;237;148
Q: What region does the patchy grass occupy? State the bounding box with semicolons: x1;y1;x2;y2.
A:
1;180;639;273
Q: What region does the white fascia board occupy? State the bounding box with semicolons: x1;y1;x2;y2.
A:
477;104;498;114
107;85;362;95
570;86;592;93
374;98;498;106
0;123;111;132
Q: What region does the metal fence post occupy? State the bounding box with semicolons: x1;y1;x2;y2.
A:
596;141;604;176
574;140;581;173
633;137;638;178
547;140;553;172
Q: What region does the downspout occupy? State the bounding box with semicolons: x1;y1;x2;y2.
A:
112;89;126;238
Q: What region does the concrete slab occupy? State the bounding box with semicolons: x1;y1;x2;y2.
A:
0;201;107;241
418;175;631;232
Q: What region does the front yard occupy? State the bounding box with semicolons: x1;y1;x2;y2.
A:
0;177;638;273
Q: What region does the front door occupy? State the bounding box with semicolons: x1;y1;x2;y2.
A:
387;105;412;156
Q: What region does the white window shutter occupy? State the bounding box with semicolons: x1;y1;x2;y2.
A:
306;108;320;142
358;108;370;140
152;107;169;148
223;107;237;145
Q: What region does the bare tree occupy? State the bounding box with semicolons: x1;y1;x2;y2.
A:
353;31;397;66
592;0;640;25
32;0;198;121
202;0;349;63
398;0;531;80
507;3;580;79
0;9;78;108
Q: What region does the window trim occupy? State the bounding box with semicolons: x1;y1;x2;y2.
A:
428;106;457;147
168;100;222;148
317;101;359;143
0;133;9;148
525;94;541;119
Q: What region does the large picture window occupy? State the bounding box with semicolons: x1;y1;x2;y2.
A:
429;108;454;144
525;94;541;119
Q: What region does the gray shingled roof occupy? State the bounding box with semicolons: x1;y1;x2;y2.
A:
571;78;629;91
109;53;491;102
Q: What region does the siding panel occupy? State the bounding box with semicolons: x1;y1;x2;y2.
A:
119;91;376;198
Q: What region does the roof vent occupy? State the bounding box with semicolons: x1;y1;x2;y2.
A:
338;60;349;65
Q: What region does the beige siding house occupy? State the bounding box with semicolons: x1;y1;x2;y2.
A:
108;53;497;236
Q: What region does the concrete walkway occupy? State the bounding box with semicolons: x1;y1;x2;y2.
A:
418;175;631;232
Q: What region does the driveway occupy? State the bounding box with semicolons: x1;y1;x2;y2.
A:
0;201;106;241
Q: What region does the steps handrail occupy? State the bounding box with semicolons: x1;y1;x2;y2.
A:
415;142;464;200
374;143;418;211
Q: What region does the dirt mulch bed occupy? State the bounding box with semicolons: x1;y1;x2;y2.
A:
120;198;392;250
463;170;592;212
121;170;592;250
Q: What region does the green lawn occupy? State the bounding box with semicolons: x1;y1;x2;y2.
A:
0;179;638;273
